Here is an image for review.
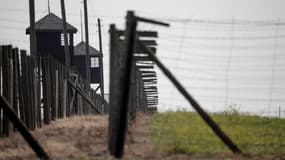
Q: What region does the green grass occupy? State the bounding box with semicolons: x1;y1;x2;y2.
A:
150;111;285;155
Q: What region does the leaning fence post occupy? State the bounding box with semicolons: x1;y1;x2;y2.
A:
0;96;49;159
139;40;242;154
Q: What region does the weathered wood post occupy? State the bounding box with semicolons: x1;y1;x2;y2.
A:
2;45;13;136
83;0;91;84
129;65;137;122
109;11;138;158
108;24;119;154
55;64;59;119
20;51;27;125
12;48;20;131
58;64;65;118
0;46;3;136
36;56;42;127
98;18;105;113
42;57;51;124
60;0;71;118
29;0;37;57
27;56;35;129
50;57;57;120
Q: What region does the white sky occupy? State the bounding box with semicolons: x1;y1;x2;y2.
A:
1;0;285;117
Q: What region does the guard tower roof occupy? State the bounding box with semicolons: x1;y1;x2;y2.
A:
74;41;102;56
26;12;77;34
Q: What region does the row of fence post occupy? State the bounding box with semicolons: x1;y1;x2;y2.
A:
109;25;158;125
0;45;103;138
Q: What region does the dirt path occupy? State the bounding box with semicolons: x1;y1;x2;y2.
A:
0;114;283;160
0;115;109;160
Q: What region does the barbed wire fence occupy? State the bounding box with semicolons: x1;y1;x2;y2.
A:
137;16;285;118
1;7;285;118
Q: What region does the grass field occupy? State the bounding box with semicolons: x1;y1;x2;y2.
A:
150;111;285;155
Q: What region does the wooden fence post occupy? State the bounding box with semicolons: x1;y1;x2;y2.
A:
108;11;139;157
42;57;51;124
49;57;56;120
0;46;3;137
12;48;20;131
20;51;28;126
25;55;31;129
62;65;67;118
78;78;83;115
55;65;59;119
37;56;42;128
58;64;63;118
61;65;66;118
26;57;33;129
109;24;119;154
2;45;13;136
129;65;137;122
31;56;39;129
28;56;36;129
31;57;37;129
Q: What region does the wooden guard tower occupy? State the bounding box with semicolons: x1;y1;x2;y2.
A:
74;41;102;84
26;12;77;65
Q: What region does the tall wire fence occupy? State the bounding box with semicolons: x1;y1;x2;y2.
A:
108;12;285;157
1;7;285;118
129;13;285;156
137;16;285;118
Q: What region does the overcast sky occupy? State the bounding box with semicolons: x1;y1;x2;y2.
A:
1;0;285;116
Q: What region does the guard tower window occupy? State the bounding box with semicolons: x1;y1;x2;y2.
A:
61;33;70;46
91;57;99;68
